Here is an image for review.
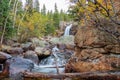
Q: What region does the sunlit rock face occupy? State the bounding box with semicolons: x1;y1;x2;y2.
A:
70;22;78;35
65;26;120;72
74;26;118;48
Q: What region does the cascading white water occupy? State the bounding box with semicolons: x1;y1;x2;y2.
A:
32;46;66;73
52;46;59;52
32;25;74;74
64;24;72;36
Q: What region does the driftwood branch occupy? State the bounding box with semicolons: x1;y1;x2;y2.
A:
52;52;60;74
23;70;120;79
38;65;64;68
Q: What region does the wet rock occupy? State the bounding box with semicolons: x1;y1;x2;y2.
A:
24;50;39;64
8;57;34;80
21;42;35;52
0;52;11;79
7;47;23;56
0;61;9;79
64;50;73;59
0;52;12;63
39;52;72;66
58;44;66;51
35;47;51;60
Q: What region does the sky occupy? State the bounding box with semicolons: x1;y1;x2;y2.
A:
21;0;70;12
39;0;70;12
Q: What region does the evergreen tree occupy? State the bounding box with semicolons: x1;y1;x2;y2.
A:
45;10;56;35
25;0;33;13
47;10;53;19
54;3;58;13
53;3;59;28
0;0;15;43
60;9;64;21
33;0;39;12
41;4;46;15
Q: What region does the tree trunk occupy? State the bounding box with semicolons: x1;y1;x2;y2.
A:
23;70;120;80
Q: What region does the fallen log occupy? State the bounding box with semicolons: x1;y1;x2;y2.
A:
23;70;120;80
36;65;64;68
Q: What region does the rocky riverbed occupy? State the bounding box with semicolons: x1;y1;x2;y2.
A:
0;35;74;80
1;24;120;80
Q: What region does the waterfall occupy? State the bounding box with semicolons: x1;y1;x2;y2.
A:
64;24;72;36
32;46;65;73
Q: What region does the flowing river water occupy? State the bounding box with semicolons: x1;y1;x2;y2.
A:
32;24;73;74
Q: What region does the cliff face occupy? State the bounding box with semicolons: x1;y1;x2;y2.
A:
65;26;120;72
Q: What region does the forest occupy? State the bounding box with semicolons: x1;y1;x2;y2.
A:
0;0;71;44
0;0;120;80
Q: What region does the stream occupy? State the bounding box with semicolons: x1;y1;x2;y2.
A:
32;46;73;74
0;23;73;80
32;24;73;74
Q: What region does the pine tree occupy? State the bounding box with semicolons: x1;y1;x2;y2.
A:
53;3;60;28
54;3;58;13
41;4;46;15
33;0;39;12
25;0;33;13
60;9;64;21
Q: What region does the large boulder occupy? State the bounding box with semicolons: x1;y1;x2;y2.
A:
65;49;120;72
35;47;51;56
65;26;120;72
35;47;51;60
34;47;43;55
24;50;39;64
74;26;118;48
29;38;48;47
0;52;11;78
0;52;12;63
7;47;23;56
1;45;11;52
50;36;74;45
8;57;34;80
0;61;9;79
12;43;21;47
21;42;35;52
